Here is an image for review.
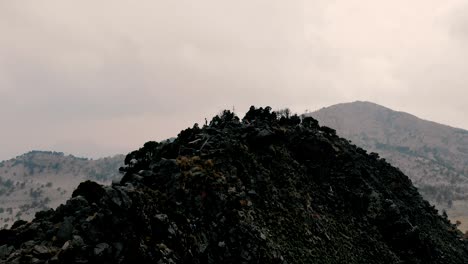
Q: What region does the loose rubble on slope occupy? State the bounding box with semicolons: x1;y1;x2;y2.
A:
0;106;467;264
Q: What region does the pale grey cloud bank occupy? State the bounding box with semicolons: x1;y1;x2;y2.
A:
1;0;467;160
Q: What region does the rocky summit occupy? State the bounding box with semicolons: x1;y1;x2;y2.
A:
0;106;467;264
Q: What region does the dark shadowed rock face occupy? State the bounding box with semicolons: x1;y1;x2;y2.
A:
1;107;467;264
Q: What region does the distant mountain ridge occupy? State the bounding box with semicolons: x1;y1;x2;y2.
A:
0;151;124;228
309;101;468;230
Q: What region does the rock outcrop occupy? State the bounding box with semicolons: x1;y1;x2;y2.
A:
0;106;467;264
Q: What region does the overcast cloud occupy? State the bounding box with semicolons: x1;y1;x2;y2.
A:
1;0;467;160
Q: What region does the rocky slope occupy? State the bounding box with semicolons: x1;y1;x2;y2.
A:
0;107;467;263
310;101;468;230
0;151;124;228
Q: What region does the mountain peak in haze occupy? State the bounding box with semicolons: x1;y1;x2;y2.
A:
310;101;468;231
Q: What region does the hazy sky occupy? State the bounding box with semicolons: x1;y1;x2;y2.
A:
1;1;468;160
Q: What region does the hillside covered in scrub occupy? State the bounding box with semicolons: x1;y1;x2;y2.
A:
0;151;124;228
0;107;467;264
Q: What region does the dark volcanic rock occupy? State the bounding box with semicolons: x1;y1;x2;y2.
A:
1;106;467;264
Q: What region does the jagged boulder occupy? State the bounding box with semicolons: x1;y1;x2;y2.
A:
0;106;467;264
